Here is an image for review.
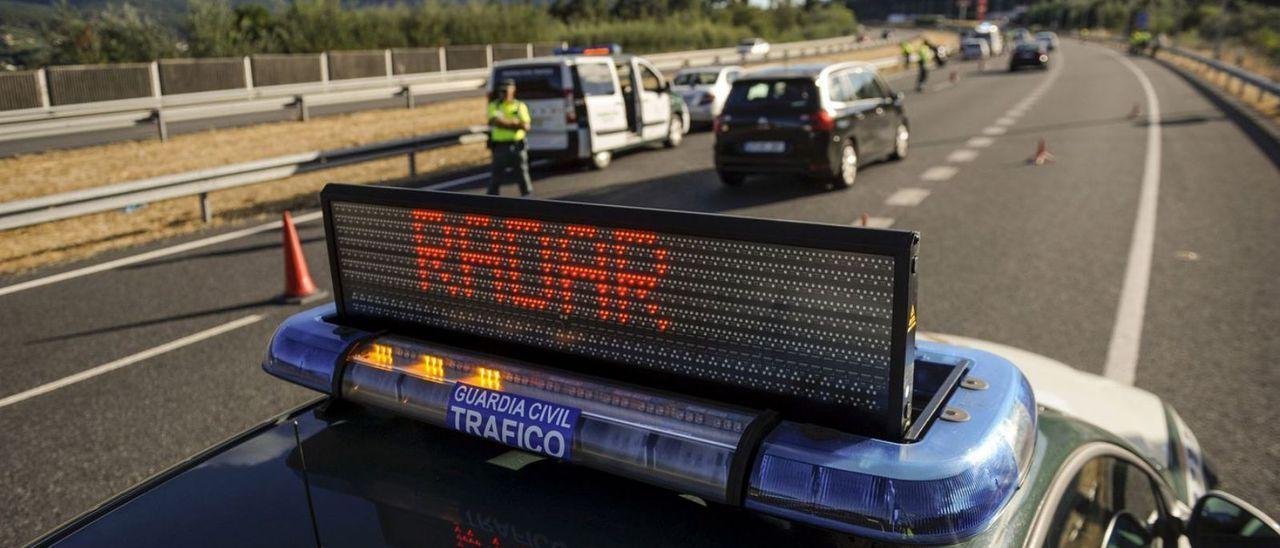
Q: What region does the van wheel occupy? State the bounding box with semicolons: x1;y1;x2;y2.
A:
589;150;612;170
718;171;745;186
890;123;909;160
664;116;684;148
832;142;858;188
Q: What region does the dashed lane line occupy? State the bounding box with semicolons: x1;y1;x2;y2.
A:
0;314;265;409
920;166;959;181
947;149;979;162
982;126;1008;136
967;136;995;148
885;188;932;207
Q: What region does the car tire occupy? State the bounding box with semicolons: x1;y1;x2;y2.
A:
832;142;858;189
718;171;745;186
664;115;684;148
890;123;909;161
589;150;612;170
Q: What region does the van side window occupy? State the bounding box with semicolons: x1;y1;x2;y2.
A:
577;63;616;96
640;65;663;93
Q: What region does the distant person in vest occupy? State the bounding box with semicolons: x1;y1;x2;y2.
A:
487;79;533;196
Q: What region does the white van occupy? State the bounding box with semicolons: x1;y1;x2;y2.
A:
489;48;689;169
972;22;1005;56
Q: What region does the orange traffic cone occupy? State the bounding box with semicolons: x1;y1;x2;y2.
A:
280;211;327;304
859;213;870;227
1127;102;1141;120
949;70;959;84
1028;138;1055;165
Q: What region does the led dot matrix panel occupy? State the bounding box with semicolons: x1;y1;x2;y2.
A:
322;185;919;438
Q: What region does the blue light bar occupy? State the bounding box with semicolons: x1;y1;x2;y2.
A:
745;342;1036;544
554;44;622;56
263;308;1035;543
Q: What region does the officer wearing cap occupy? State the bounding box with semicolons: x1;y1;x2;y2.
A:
487;78;533;196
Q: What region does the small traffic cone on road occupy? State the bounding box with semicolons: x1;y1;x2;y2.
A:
949;70;959;84
859;213;870;227
1028;138;1055;165
279;211;328;304
1127;102;1141;120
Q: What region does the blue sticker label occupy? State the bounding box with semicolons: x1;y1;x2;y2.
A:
447;383;580;459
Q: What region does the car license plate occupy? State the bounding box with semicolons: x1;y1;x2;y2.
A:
743;141;786;154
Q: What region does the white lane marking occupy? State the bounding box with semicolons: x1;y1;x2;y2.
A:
920;166;959;181
1101;49;1163;385
885;188;931;207
0;212;322;298
855;216;896;228
422;172;488;191
996;117;1017;126
967;136;995;148
947;149;979;162
0;314;264;409
982;126;1008;136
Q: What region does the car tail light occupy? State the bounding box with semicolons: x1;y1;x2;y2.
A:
811;109;835;132
564;89;577;125
714;114;729;133
699;93;715;106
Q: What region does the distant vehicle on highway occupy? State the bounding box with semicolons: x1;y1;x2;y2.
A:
960;38;991;60
736;37;771;57
713;62;908;188
672;66;743;128
490;45;689;170
1036;31;1060;51
1009;41;1050;71
972;21;1005;55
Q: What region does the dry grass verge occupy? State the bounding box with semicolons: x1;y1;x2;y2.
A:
0;33;953;276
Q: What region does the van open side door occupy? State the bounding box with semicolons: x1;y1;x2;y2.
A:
575;59;629;152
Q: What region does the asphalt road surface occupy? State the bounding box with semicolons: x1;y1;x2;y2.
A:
2;40;1277;545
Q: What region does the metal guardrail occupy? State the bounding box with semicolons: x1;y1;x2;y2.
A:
0;34;903;147
0;48;909;232
1163;46;1280;104
0;126;489;231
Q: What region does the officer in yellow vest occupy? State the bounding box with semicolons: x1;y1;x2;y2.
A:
488;79;533;196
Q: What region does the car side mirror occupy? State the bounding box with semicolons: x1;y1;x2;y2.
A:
1186;491;1280;546
893;91;905;105
1103;511;1152;548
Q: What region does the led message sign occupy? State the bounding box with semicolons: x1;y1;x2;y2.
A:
322;185;919;437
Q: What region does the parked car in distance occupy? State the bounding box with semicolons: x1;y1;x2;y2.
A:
672;66;743;128
1036;31;1060;51
960;38;991;60
737;38;771;57
1009;41;1050;71
713;62;908;188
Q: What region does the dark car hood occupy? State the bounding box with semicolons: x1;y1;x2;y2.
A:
36;402;858;548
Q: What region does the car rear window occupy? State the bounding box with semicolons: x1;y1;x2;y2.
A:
494;65;563;99
724;79;817;113
675;72;718;86
575;62;616;97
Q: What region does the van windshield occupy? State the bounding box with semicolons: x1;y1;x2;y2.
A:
494;65;564;100
724;79;817;113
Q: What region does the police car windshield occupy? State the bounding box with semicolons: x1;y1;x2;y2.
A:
675;72;719;86
724;79;817;114
493;66;563;99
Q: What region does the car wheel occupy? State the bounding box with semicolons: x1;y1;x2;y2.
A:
664;116;684;148
589;150;612;170
833;142;858;188
890;123;909;161
718;171;745;186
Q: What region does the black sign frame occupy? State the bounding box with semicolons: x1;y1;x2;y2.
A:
320;184;919;439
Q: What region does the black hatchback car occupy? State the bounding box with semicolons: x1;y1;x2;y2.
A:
1009;41;1050;71
713;62;908;188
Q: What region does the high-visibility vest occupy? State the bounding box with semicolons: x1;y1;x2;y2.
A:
488;99;531;143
